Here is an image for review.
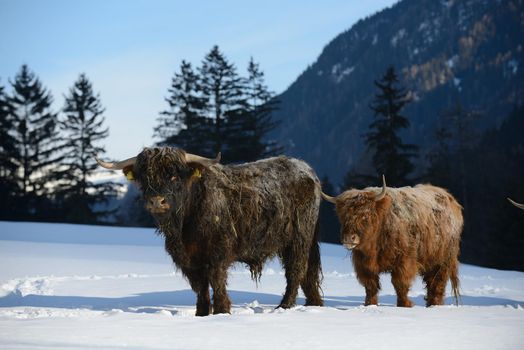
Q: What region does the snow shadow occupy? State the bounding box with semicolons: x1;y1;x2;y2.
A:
0;289;284;314
1;290;522;313
323;294;524;308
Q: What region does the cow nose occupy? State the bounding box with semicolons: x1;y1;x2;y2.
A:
149;196;169;211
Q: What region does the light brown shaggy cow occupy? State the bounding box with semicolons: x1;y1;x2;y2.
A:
323;176;463;307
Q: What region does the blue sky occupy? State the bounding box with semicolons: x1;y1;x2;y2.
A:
0;0;396;159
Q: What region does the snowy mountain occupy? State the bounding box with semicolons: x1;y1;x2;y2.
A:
271;0;524;184
1;221;523;349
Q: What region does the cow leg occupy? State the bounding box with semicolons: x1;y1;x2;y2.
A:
358;271;380;306
185;268;211;316
423;265;449;306
209;265;232;314
279;246;308;309
391;259;417;307
301;241;323;306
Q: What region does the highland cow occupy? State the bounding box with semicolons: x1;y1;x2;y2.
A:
97;147;323;316
323;176;463;307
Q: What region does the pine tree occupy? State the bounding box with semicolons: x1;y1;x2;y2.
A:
342;168;375;190
0;82;21;219
425;122;453;188
58;74;117;223
318;175;341;244
428;101;481;208
199;45;245;161
9;65;64;218
154;47;282;164
154;60;210;155
365;66;418;186
239;58;282;161
213;57;282;163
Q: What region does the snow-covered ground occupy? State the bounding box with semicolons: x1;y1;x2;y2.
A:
1;221;523;349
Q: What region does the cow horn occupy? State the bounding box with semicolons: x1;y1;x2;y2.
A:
95;156;136;170
507;197;524;210
374;175;387;201
321;192;337;204
185;152;221;167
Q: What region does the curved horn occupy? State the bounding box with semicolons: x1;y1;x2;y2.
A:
374;175;387;202
95;156;136;170
507;197;524;210
321;192;337;204
185;152;221;167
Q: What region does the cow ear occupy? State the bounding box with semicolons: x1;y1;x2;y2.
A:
186;162;206;180
123;165;135;181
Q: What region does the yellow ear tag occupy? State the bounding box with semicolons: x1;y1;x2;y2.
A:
126;170;135;181
192;168;202;179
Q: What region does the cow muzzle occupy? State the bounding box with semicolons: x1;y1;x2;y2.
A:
342;234;360;250
146;196;170;214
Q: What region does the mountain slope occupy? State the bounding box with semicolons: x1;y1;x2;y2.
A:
271;0;524;184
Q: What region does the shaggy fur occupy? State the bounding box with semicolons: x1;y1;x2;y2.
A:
130;147;323;316
329;184;462;307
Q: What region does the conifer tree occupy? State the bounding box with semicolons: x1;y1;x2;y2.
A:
58;74;116;223
9;65;64;217
154;47;282;164
226;58;282;162
199;45;245;161
425;124;453;188
318;175;340;244
0;83;21;219
365;66;418;186
426;101;481;208
154;60;210;155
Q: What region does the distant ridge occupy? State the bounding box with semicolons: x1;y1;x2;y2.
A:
271;0;524;184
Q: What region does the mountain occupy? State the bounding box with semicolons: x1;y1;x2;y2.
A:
271;0;524;185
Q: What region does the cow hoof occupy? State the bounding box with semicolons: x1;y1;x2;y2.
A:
212;310;231;315
195;307;211;317
397;300;414;308
304;300;324;307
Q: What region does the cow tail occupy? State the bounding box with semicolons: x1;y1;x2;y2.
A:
300;215;325;307
450;258;461;306
311;217;323;284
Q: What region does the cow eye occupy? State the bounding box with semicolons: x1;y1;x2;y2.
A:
170;175;177;182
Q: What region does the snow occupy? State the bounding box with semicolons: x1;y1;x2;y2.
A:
453;77;462;91
390;28;406;47
331;64;355;84
441;0;455;8
508;59;519;75
1;221;524;349
372;34;378;45
447;55;459;69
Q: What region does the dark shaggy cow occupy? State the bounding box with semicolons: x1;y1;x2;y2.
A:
323;176;463;307
97;147;323;316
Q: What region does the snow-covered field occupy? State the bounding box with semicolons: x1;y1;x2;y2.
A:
1;221;523;349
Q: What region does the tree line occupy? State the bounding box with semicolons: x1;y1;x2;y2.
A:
0;65;117;223
1;54;522;269
0;46;281;225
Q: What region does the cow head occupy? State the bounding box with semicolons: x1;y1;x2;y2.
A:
96;147;220;216
322;176;390;250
